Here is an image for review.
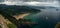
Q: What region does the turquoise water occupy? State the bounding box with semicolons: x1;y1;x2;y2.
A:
24;8;60;28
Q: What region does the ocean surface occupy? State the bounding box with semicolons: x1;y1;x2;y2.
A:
24;8;60;28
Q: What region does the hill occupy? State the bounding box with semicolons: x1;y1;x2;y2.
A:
0;4;40;16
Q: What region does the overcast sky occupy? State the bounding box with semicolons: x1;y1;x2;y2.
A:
0;0;60;7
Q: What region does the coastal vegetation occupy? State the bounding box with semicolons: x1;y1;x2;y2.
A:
0;4;40;28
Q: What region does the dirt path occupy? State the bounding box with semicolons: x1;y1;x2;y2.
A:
0;15;8;28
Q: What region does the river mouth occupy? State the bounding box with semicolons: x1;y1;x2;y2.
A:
24;8;60;28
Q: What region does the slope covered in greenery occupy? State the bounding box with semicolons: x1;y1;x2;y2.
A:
0;4;40;16
0;4;40;28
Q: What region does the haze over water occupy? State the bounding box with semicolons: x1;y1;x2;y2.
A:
24;8;60;28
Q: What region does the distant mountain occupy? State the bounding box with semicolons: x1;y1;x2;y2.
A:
0;4;40;16
26;6;58;9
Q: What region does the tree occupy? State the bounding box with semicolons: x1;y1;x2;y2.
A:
0;4;40;28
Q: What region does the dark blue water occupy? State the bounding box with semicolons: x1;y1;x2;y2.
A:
24;8;60;28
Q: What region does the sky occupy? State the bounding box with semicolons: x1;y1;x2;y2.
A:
0;0;60;7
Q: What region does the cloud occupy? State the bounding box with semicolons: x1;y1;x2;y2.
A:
0;0;4;2
25;1;59;7
0;0;22;5
0;0;59;7
2;0;58;2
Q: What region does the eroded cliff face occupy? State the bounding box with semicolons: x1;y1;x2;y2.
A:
0;15;8;28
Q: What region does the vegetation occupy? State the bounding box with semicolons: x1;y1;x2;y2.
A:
7;23;16;28
0;23;2;28
0;4;40;15
0;4;40;28
55;22;60;28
